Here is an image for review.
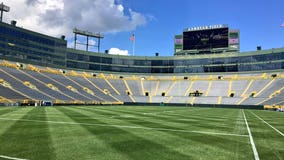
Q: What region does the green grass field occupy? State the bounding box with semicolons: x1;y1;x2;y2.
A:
0;106;283;160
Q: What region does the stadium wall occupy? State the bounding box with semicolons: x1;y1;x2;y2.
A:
123;102;264;110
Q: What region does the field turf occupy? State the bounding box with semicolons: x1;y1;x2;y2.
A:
0;106;283;160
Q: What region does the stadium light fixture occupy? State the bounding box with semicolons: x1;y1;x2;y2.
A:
73;28;104;52
0;2;10;22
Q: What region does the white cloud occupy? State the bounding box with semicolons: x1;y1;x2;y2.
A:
2;0;147;37
109;48;129;56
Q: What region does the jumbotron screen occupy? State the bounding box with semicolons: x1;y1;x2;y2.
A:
183;28;229;50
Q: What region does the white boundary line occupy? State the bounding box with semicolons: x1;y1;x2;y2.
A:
250;111;284;137
0;155;29;160
242;110;259;160
0;117;248;137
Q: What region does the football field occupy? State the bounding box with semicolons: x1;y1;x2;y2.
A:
0;106;283;160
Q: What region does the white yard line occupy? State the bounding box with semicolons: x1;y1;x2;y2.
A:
242;110;259;160
0;117;248;137
0;155;29;160
110;115;136;118
250;111;284;137
143;113;157;115
178;118;198;122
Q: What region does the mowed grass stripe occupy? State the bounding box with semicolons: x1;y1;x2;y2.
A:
2;106;281;160
161;108;247;134
0;108;34;160
101;106;246;135
250;111;284;136
76;108;210;129
98;106;243;125
245;110;284;160
90;106;247;135
85;106;253;159
75;106;202;129
78;107;212;132
0;115;249;137
103;106;189;114
0;108;33;132
108;106;244;123
0;107;21;116
65;106;253;159
250;110;284;134
46;107;128;160
0;107;55;160
68;106;248;137
57;107;193;160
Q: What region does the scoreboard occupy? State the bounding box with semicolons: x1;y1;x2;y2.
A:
183;27;229;50
174;25;239;55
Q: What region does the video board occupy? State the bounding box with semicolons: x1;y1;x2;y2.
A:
183;27;229;50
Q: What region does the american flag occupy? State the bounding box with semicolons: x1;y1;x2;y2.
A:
130;34;135;42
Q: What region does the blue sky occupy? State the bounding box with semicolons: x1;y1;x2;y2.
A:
102;0;284;56
4;0;284;56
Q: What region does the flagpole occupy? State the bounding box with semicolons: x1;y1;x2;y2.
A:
133;38;135;56
130;34;135;56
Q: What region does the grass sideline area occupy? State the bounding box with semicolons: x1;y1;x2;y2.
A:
0;106;283;160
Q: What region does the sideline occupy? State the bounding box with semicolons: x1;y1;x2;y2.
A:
242;110;259;160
